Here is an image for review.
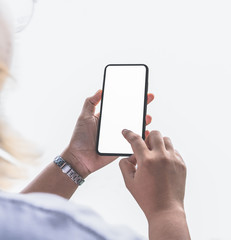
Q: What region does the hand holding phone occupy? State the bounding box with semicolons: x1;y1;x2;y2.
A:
61;65;153;179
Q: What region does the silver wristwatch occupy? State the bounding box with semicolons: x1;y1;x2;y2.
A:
54;156;85;186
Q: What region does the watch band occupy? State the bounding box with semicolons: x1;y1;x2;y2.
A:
54;156;85;186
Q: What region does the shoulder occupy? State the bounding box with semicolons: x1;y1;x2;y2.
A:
0;191;146;240
0;191;101;240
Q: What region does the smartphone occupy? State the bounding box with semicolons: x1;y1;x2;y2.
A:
96;64;149;156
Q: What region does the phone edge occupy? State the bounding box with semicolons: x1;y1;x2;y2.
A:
96;64;149;156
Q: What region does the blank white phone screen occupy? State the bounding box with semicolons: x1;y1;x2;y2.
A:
98;65;147;155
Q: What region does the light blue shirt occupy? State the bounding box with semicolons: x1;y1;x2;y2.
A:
0;191;146;240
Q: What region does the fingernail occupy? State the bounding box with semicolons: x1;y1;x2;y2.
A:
122;129;128;135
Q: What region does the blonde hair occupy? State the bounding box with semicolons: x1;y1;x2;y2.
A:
0;63;39;189
0;3;40;189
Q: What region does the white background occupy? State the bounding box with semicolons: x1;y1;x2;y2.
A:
2;0;231;239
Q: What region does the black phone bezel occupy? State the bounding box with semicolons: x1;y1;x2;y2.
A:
96;63;149;157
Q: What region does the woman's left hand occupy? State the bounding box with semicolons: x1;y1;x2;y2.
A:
61;89;154;178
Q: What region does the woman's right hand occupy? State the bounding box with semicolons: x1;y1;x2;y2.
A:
119;130;187;222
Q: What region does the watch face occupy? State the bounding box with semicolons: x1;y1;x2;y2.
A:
7;0;36;33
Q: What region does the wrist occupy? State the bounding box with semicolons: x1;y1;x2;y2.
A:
61;148;90;179
147;206;190;240
147;205;186;224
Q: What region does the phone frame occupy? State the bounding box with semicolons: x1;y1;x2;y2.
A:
96;64;149;156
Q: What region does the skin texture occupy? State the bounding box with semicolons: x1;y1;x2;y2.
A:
120;130;191;239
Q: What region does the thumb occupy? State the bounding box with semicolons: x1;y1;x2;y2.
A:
119;158;136;189
81;90;102;117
